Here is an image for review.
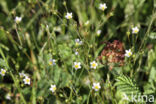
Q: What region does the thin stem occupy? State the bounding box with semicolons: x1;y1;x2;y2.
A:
87;90;91;104
15;24;23;46
139;12;156;51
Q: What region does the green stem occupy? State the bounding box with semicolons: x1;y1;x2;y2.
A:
87;90;91;104
139;12;156;51
15;24;23;46
32;72;36;104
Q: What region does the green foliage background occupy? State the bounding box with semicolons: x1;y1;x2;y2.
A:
0;0;156;104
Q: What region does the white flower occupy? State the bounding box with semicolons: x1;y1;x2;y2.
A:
15;16;22;23
73;62;81;70
49;84;56;93
75;51;79;55
132;26;139;34
99;3;107;11
125;49;132;57
19;72;26;78
23;76;31;85
0;68;6;76
75;39;83;46
97;30;101;36
65;12;72;19
49;59;56;65
6;93;11;100
92;82;101;91
84;21;89;26
90;61;98;69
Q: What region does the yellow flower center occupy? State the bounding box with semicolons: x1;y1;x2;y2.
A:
68;15;72;19
52;87;56;91
49;61;53;65
134;29;138;33
75;42;79;46
128;52;132;56
75;64;79;68
1;70;6;75
101;6;105;11
26;79;30;83
92;63;96;67
94;85;99;90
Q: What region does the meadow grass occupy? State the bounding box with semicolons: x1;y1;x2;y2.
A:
0;0;156;104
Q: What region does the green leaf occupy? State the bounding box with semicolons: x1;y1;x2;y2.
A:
115;75;140;95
